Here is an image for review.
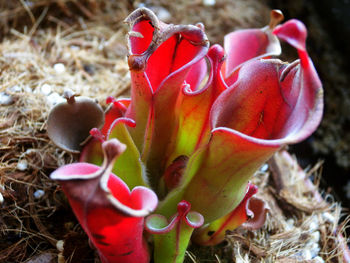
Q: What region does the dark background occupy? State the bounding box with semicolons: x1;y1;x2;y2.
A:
271;0;350;211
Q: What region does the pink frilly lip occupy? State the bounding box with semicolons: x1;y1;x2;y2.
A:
51;139;158;263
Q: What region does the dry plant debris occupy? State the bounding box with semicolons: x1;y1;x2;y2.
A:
0;0;348;262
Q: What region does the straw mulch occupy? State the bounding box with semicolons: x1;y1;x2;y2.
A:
0;1;348;262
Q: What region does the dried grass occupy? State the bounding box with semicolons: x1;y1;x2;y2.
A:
0;0;348;262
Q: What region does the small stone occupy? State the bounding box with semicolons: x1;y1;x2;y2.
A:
63;52;71;59
308;216;319;232
24;86;32;93
56;240;64;252
235;255;249;263
53;63;66;74
70;45;80;51
322;212;335;223
26;252;55;263
25;148;36;155
260;163;269;172
310;231;320;242
7;85;22;93
313;256;325;263
0;92;14;105
17;160;28;171
203;0;216;6
154;7;171;22
47;92;65;105
301;249;312;260
0;192;3;204
34;189;45;199
309;242;320;258
40;84;52;95
285;218;295;231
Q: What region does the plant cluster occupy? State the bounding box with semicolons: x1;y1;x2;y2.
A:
47;8;323;263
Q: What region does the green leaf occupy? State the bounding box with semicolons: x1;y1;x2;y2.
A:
108;118;148;189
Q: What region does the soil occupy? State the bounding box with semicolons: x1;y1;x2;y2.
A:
0;0;349;262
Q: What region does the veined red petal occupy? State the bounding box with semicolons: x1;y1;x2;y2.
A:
212;59;293;140
273;19;323;142
101;102;127;136
166;45;226;164
124;8;209;190
212;20;322;144
182;129;279;223
223;10;283;86
52;140;158;263
179;18;323;224
184;58;208;92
